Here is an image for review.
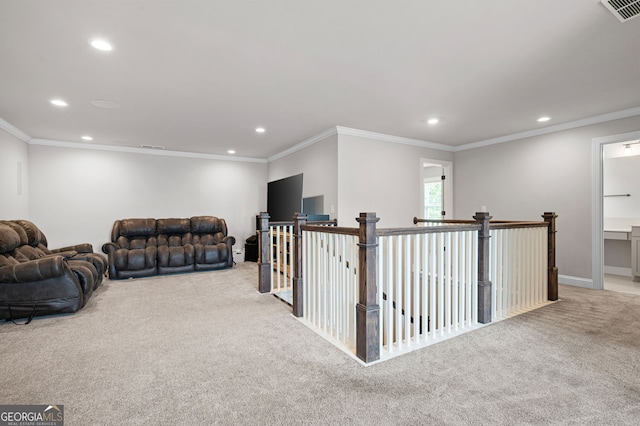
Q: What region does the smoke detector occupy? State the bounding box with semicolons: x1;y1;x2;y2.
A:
601;0;640;22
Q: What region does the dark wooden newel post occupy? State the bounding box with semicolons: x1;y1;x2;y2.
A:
543;212;558;301
292;213;307;317
474;212;492;324
356;212;380;363
257;212;271;294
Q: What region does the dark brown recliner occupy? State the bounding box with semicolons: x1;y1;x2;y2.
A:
102;218;159;279
157;218;195;275
0;223;85;321
2;220;106;290
191;216;235;271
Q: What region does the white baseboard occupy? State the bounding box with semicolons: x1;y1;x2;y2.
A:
559;274;594;289
603;266;632;277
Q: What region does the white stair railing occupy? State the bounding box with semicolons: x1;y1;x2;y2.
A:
262;211;557;365
377;228;479;359
490;225;548;320
302;229;359;353
269;224;294;294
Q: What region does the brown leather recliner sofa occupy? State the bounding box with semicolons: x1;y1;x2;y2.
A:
102;216;235;279
0;221;105;322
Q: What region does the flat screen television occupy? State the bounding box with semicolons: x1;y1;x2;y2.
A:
267;173;303;222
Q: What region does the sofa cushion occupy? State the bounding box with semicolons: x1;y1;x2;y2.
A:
114;247;157;271
0;221;29;246
0;224;21;254
191;216;226;245
13;220;47;247
157;218;192;246
119;219;157;238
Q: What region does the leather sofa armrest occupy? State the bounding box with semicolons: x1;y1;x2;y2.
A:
47;250;78;259
102;242;117;254
51;243;94;254
0;256;67;283
222;236;236;246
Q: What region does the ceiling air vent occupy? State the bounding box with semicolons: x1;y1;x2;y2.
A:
140;144;165;150
601;0;640;22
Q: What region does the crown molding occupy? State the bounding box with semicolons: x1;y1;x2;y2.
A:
0;117;31;143
453;106;640;152
6;106;639;162
336;126;454;152
29;139;267;163
267;127;339;162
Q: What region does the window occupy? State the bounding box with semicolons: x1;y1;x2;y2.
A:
424;177;443;220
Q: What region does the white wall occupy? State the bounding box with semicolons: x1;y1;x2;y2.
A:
337;134;454;228
0;129;29;219
454;116;640;282
268;134;338;219
28;144;267;254
603;152;640;220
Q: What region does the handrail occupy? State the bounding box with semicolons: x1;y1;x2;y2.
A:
301;224;359;236
270;219;337;227
413;217;475;225
378;224;481;236
414;217;548;230
490;222;548;230
268;220;294;226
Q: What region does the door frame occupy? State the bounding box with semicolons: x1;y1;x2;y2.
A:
420;158;453;220
592;130;640;290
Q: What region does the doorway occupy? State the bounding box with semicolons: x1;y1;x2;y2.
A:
602;140;640;295
592;130;640;291
420;159;452;220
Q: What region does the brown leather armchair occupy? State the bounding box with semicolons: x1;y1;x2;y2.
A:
0;223;85;322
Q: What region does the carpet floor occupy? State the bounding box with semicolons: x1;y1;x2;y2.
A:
1;261;639;425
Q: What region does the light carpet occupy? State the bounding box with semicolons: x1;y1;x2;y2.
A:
1;262;639;425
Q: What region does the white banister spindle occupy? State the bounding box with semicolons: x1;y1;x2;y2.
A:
403;235;411;345
288;228;294;292
395;235;402;350
451;232;459;331
429;233;436;339
468;230;475;325
445;231;451;334
412;234;420;341
385;236;393;352
276;225;282;292
458;231;466;327
421;234;429;342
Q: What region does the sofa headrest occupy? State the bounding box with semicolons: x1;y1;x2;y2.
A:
0;223;21;254
13;220;46;247
157;218;191;235
117;219;157;238
190;216;225;235
0;221;29;246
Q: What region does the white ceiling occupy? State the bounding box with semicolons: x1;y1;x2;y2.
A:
1;0;639;159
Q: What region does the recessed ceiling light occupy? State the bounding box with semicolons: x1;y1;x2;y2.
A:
255;127;266;133
427;118;439;125
81;135;93;141
90;39;113;51
90;99;120;109
50;99;68;107
227;150;236;154
537;116;551;122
